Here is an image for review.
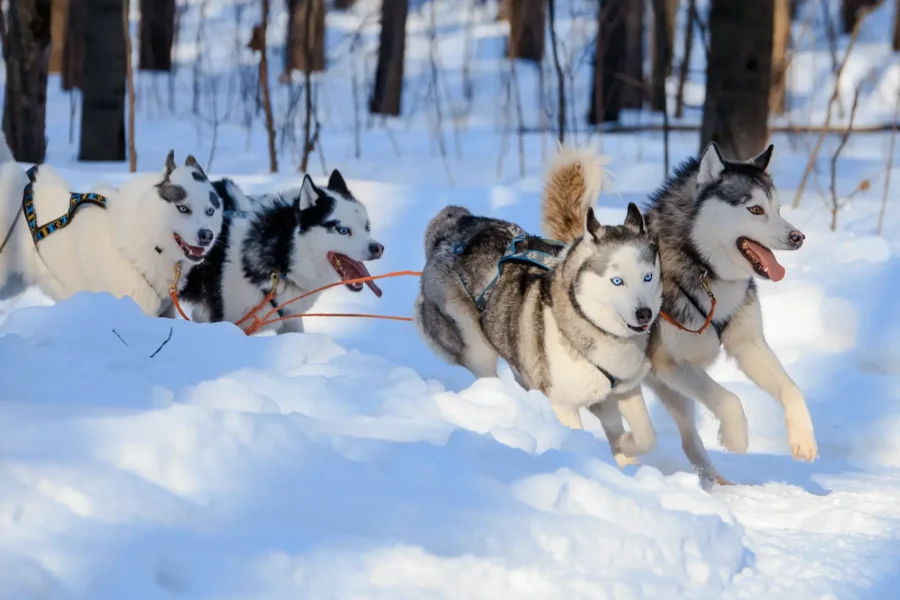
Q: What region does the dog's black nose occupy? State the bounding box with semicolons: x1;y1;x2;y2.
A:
635;307;652;326
197;229;214;247
369;242;384;259
788;230;805;248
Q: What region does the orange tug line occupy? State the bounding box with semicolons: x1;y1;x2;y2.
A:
168;263;423;336
168;263;713;336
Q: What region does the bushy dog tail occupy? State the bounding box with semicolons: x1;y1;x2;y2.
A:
541;145;607;244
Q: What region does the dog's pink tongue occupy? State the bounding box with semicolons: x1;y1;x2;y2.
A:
348;258;383;297
746;240;786;282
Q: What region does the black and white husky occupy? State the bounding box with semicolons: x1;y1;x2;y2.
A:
414;147;663;466
180;170;384;334
0;137;223;317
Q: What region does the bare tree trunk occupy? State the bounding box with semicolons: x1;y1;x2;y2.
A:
124;0;136;171
770;0;790;114
3;0;52;164
61;0;86;90
138;0;175;71
674;0;696;118
497;0;509;21
621;0;644;108
841;0;877;33
893;0;900;50
548;0;565;139
507;0;545;63
79;0;126;161
285;0;324;75
589;0;627;124
50;0;69;73
650;0;676;112
700;0;774;159
250;1;277;172
370;0;408;116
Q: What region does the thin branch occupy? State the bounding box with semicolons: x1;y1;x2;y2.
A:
123;0;137;172
547;0;565;142
149;327;174;358
793;0;884;208
829;81;863;231
111;329;129;347
879;86;900;235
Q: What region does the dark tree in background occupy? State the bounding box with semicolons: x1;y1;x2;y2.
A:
589;0;628;124
700;0;774;159
333;0;356;9
651;0;677;112
3;0;52;163
621;0;645;109
79;0;126;161
370;0;409;116
61;0;86;91
139;0;175;71
285;0;325;74
893;0;900;50
507;0;545;62
842;0;877;33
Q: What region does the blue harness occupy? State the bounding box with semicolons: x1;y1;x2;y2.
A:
461;234;566;311
458;233;619;389
22;165;108;244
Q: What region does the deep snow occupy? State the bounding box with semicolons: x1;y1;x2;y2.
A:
3;0;900;598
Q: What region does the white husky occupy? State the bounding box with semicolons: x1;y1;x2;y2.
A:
0;137;223;316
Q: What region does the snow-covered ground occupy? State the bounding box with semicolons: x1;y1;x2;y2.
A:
3;0;900;598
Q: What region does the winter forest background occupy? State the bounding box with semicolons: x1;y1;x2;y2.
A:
5;0;900;598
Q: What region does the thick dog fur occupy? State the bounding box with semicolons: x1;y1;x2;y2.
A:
0;137;223;316
642;142;816;484
415;146;663;466
180;170;384;334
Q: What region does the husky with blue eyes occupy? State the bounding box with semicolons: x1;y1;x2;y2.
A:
414;146;663;466
180;169;384;334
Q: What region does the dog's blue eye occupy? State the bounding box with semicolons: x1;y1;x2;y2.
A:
177;205;190;214
337;226;351;236
611;277;624;286
205;207;215;217
644;273;653;282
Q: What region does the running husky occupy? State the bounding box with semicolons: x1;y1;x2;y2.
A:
548;142;815;484
180;170;384;334
0;139;222;317
415;147;663;465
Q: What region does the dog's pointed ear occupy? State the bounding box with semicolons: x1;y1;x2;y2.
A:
697;141;725;187
585;207;604;242
623;202;646;235
749;144;774;171
327;169;350;196
185;154;208;179
164;150;176;176
295;174;319;211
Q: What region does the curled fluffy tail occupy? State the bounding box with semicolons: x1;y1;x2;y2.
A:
541;145;606;244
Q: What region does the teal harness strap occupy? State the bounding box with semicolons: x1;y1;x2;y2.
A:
22;165;109;244
470;234;566;311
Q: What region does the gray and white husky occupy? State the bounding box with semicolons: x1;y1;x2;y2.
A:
643;142;814;484
180;169;384;334
415;147;663;465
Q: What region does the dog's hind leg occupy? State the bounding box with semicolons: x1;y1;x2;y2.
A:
646;375;732;486
653;362;748;454
724;300;817;462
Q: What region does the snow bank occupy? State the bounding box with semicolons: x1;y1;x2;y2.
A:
0;293;751;598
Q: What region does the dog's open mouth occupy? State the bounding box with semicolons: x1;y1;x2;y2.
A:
737;237;785;282
328;252;383;297
628;323;650;333
173;233;206;262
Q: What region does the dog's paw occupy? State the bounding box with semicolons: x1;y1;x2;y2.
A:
613;452;640;469
717;395;749;454
787;421;818;461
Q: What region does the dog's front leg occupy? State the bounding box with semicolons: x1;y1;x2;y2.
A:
590;386;657;468
654;361;748;454
724;299;817;461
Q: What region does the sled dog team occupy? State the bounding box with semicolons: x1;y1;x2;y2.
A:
0;134;815;484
